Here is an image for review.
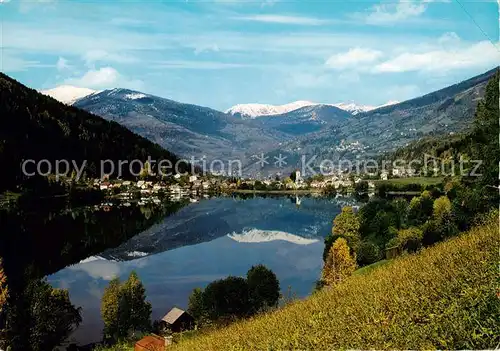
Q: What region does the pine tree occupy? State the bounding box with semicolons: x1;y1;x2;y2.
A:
322;238;357;286
188;288;206;325
471;70;499;188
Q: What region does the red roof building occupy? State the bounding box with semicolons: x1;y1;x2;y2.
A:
134;334;165;351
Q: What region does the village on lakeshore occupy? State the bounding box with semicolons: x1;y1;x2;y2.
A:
84;164;432;208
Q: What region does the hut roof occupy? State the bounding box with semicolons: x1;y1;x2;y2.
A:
161;307;187;324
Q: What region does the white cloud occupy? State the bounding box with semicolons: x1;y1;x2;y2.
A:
56;56;71;71
373;40;500;73
261;0;279;7
438;32;460;45
286;72;333;88
233;14;328;25
194;44;220;55
68;260;121;281
0;52;51;72
356;0;438;25
71;67;119;87
153;60;249;70
325;48;383;70
83;49;137;66
63;66;143;91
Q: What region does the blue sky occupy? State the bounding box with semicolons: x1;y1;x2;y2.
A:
1;0;499;110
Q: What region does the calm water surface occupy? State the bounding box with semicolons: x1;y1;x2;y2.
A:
47;195;355;344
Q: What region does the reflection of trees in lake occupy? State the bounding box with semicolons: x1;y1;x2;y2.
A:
0;200;187;350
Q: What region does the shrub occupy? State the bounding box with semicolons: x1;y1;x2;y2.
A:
396;227;423;253
356;241;381;266
408;192;434;225
202;277;250;321
433;196;452;220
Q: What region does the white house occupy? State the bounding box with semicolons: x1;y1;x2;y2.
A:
170;184;181;193
294;170;302;183
189;175;198;183
99;183;110;191
380;171;389;180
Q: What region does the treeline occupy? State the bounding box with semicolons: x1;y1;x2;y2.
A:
188;265;280;327
0;73;187;192
374;181;440;197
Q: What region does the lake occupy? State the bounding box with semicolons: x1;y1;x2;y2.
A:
46;194;356;345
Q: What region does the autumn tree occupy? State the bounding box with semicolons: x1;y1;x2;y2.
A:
324;207;360;261
322;238;357;286
0;259;6;346
139;161;152;180
0;260;6;310
433;196;452;220
333;207;360;239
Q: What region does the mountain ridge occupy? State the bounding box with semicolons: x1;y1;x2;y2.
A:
44;68;499;177
0;73;186;191
226;100;400;119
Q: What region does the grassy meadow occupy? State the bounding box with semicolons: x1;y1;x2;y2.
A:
169;212;499;350
374;176;444;186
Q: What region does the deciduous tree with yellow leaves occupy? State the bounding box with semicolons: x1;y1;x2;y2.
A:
322;238;357;286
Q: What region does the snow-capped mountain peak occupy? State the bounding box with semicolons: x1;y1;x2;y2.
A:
333;100;400;115
226;100;317;119
227;228;319;245
226;99;400;118
41;85;98;105
332;102;374;115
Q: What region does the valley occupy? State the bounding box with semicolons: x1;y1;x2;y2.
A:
58;68;497;177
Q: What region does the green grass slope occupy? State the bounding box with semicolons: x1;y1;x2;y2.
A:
172;213;499;350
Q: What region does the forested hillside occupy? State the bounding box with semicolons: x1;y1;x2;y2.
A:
386;69;499;187
0;74;186;192
256;68;496;174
